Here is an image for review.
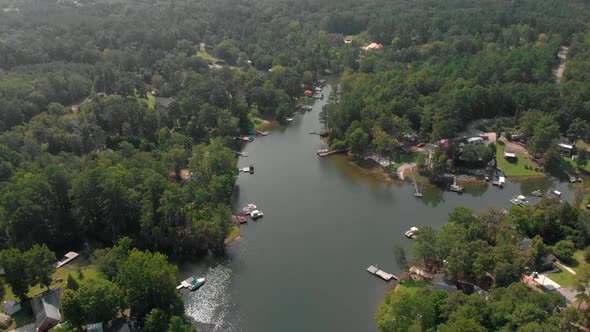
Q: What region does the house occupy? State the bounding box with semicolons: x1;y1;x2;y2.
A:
2;300;21;316
557;143;575;157
521;238;556;270
503;151;517;161
155;97;177;111
31;288;62;331
467;137;485;145
362;42;383;51
429;274;458;293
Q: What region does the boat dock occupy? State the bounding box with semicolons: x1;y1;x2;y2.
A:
367;265;398;281
177;276;196;290
317;149;349;157
54;251;79;268
412;178;423;197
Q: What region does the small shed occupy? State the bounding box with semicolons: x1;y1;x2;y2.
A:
2;300;21;316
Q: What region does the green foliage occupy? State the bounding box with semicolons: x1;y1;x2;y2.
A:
62;278;125;327
167;316;194;332
0;245;56;300
553;240;576;261
98;239;183;317
146;308;169;332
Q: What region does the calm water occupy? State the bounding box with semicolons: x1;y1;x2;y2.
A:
179;83;586;332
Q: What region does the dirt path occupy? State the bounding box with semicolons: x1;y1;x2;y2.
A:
556;261;577;276
396;163;416;180
553;46;569;85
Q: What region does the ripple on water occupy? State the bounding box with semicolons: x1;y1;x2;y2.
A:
184;262;239;331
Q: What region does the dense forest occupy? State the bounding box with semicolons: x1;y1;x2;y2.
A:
1;0;590;330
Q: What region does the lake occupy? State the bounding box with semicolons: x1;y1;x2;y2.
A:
179;82;586;332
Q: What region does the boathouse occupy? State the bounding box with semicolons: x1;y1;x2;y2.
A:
557;143;575;157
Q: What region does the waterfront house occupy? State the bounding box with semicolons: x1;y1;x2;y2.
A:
31;288;62;331
521;238;556;270
557;143;575;157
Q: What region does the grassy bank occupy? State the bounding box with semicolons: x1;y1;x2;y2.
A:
548;267;576;287
496;144;543;177
225;226;241;245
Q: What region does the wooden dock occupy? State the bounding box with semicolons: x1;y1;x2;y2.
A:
177;276;195;290
367;265;398;281
412;178;423;197
317;149;349;157
54;251;79;268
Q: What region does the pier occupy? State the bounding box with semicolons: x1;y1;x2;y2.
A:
367;265;398;281
412;178;423;197
317;149;349;157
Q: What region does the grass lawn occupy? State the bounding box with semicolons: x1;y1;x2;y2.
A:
1;264;98;331
146;92;156;110
548;266;577;287
564;156;590;173
397;279;431;294
225;226;241;244
496;144;542;177
195;51;216;62
2;264;99;302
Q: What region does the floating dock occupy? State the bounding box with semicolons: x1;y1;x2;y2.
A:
54;251;79;268
177;276;196;290
367;265;398;281
232;215;247;224
317;149;349;157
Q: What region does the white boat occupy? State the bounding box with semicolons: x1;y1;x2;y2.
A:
509;195;528;206
250;210;264;219
243;203;257;214
189;277;205;291
552;190;562;197
285;117;294;122
405;227;419;238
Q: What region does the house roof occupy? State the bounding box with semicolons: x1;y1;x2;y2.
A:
31;288;62;327
558;143;573;150
2;300;21;315
429;274;458;293
155;96;176;109
504;152;516;158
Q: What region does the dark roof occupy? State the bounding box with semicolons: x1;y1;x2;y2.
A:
155;96;176;109
31;288;62;327
521;238;532;251
429;274;458;293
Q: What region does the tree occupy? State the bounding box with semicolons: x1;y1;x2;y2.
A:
567;118;589;141
529;116;559;155
574;264;590;309
62;278;125;327
66;274;79;291
0;248;31;300
553;240;575;262
26;244;56;290
530;235;548;271
113;249;183;316
376;288;437;332
166;316;194;332
576;149;587;170
146;308;169;332
393;245;409;274
347;128;369;158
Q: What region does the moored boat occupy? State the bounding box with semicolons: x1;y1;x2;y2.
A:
189;277;205;291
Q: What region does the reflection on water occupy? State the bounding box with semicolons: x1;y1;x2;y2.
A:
183;261;237;331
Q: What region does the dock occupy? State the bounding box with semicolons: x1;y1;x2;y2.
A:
367;265;398;281
232;214;247;224
177;276;196;290
54;251;79;268
412;178;423;197
256;131;270;136
317;149;349;157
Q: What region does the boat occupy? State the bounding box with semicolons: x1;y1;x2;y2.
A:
449;184;464;193
243;203;257;214
509;195;529;206
250;210;264;219
189;277;205;291
284;117;294;122
531;190;543;197
301;105;313;112
405;227;419;238
551;190;562;197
